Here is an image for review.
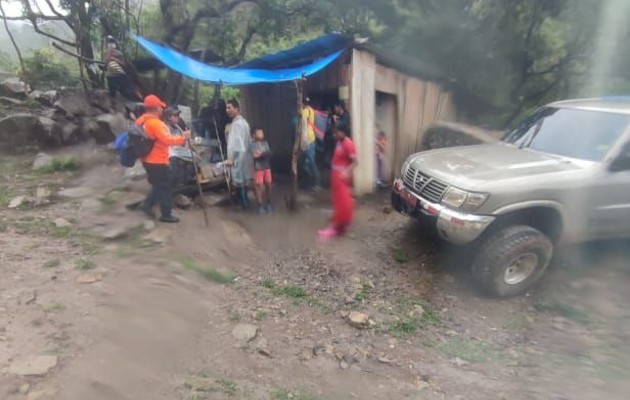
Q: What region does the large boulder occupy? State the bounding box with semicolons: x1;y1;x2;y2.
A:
54;90;94;118
52;120;82;144
29;90;58;107
89;113;127;144
0;113;58;150
0;77;29;99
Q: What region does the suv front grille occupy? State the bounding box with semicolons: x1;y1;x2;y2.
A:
402;164;449;203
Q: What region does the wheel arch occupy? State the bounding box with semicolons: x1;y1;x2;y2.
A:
487;201;567;243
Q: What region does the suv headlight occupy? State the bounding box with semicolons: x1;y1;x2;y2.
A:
442;187;489;211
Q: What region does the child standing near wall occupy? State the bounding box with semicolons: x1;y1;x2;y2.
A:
251;127;273;214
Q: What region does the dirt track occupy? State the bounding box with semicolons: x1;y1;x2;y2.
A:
1;148;629;400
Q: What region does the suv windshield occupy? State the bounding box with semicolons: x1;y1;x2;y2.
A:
503;107;630;161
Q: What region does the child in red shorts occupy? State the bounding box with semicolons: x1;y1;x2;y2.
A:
251;127;273;214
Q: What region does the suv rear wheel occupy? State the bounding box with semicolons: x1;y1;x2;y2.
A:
471;225;553;297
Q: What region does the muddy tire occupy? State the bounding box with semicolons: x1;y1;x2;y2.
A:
471;225;553;297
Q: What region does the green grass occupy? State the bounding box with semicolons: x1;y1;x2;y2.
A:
261;279;307;298
229;311;242;322
183;374;238;398
41;156;80;173
216;379;237;396
44;303;66;313
354;281;373;302
0;184;11;208
388;318;419;338
100;192;119;211
380;297;442;338
43;259;61;268
51;225;74;238
392;247;409;264
75;258;95;270
271;388;323;400
182;258;237;284
534;299;591;324
505;315;529;331
255;311;269;321
261;279;332;313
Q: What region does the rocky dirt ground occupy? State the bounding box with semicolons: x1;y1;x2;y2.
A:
1;145;629;400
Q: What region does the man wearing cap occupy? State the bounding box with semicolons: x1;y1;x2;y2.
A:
136;95;190;223
164;107;194;195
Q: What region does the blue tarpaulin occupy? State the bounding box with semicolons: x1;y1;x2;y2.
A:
134;35;346;85
238;33;352;69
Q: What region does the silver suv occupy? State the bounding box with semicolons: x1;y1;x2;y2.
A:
392;98;630;296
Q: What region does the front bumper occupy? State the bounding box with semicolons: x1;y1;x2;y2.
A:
391;179;495;245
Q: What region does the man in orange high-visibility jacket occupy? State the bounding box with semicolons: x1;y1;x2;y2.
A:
136;94;190;223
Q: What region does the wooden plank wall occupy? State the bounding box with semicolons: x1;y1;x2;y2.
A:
350;49;377;195
239;56;349;172
239;83;297;171
388;73;458;175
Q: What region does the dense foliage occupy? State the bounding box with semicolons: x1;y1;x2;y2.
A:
1;0;629;126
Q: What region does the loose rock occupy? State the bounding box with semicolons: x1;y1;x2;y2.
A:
8;355;58;376
54;218;72;228
451;357;470;367
0;77;29;98
76;273;103;284
143;226;172;244
8;196;25;209
174;194;193;209
143;220;156;231
232;324;258;345
377;357;396;365
346;311;371;329
35;186;52;200
19;383;30;394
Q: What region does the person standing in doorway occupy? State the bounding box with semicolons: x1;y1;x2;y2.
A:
318;124;357;240
251;127;273;214
137;95;190;223
300;97;321;191
375;127;388;187
333;102;351;136
225;99;253;209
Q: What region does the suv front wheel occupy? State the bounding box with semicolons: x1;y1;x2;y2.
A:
471;225;553;297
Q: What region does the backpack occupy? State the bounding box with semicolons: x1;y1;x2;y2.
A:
114;123;154;167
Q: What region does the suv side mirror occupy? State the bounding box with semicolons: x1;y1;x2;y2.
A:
610;142;630;172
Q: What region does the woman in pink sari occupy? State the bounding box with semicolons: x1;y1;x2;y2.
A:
319;125;357;240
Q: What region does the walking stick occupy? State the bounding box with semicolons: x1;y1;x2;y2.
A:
187;139;209;227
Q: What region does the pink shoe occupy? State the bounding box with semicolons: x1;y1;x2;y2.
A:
318;226;337;241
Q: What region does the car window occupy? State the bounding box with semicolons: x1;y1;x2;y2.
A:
503;107;630;161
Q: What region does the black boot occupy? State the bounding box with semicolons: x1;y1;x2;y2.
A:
159;215;180;223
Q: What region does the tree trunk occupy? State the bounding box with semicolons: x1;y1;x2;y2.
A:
74;4;101;88
0;2;27;87
287;79;305;211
